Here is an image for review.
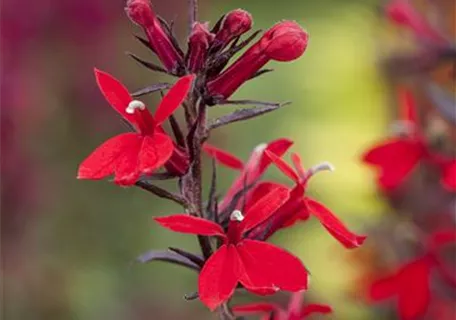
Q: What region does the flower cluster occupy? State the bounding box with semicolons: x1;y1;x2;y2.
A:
77;0;366;317
359;1;456;319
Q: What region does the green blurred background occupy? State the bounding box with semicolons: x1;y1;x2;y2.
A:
2;0;390;319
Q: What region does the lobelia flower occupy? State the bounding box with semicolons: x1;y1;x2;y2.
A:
233;290;332;320
212;9;253;51
125;0;184;73
259;151;367;248
362;89;456;192
368;229;456;320
386;0;447;45
186;22;214;73
77;69;194;185
154;186;309;311
207;21;308;101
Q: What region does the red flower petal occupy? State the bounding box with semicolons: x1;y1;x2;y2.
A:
429;229;456;249
306;198;366;248
94;68;135;124
244;181;288;211
300;304;332;318
154;214;226;239
233;302;278;315
291;152;306;179
266;150;299;183
399;89;418;125
397;257;433;320
220;139;293;212
257;138;294;173
198;244;241;310
203;143;244;170
239;186;289;234
77;133;141;183
369;274;398;301
369;256;433;320
441;160;456;191
237;239;308;292
362;138;423;190
138;133;174;174
153;74;195;125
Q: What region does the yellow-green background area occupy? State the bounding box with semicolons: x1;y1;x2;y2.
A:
4;0;394;319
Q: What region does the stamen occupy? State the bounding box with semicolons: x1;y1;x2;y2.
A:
230;210;245;222
307;161;335;178
254;143;267;153
126;100;146;114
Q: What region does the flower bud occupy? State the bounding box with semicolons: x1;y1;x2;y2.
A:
260;21;309;61
207;21;308;101
187;22;214;73
213;9;253;50
125;0;184;73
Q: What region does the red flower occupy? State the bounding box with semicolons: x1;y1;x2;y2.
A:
264;151;367;248
155;186;309;311
207;21;308;100
368;229;456;320
362;90;456;191
234;291;332;320
369;255;434;320
203;138;293;213
77;69;194;185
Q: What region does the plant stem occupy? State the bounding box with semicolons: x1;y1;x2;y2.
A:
218;302;236;320
188;0;198;35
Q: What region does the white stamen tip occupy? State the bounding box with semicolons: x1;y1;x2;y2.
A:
126;100;146;114
310;161;335;175
230;210;245;222
254;143;268;153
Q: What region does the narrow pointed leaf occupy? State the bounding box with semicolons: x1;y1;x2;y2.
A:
168;114;186;147
131;83;172;97
126;52;168;74
134;34;156;52
168;247;204;267
135;249;200;271
248;68;274;80
209;104;286;130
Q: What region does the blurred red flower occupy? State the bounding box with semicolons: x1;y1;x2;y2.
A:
234;290;332;320
362;90;456;191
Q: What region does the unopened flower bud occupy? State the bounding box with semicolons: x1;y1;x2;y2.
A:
213;9;253;50
260;21;308;61
187;22;214;73
125;0;184;72
207;21;308;101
